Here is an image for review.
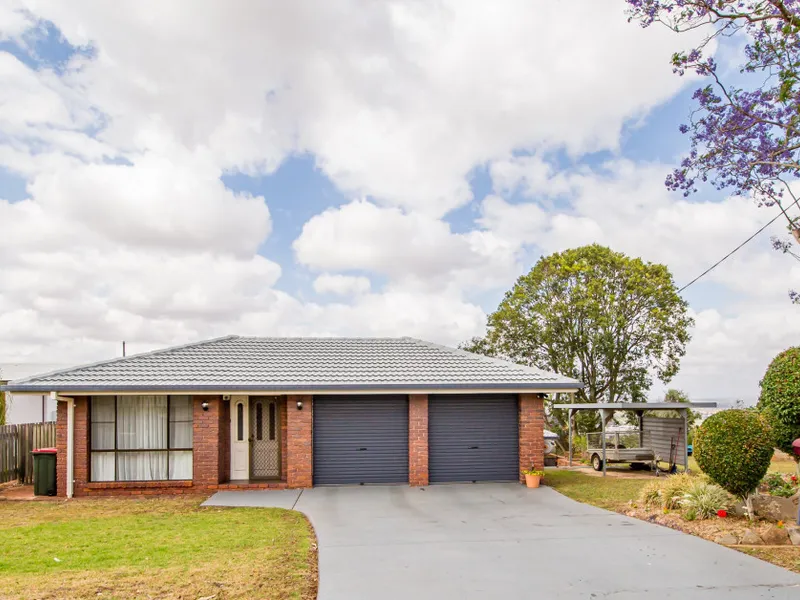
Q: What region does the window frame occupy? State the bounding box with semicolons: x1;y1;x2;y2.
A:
89;395;194;482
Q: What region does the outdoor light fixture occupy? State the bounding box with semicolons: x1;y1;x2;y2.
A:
201;400;210;411
297;400;303;410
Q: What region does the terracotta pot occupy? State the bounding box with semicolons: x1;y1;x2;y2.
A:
525;474;542;488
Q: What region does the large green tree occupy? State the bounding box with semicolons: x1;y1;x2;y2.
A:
464;245;693;440
758;346;800;464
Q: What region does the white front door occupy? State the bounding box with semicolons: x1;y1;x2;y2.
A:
230;395;249;480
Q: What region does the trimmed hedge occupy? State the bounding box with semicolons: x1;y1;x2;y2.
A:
758;346;800;458
694;409;774;499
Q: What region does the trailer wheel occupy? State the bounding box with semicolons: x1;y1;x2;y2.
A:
591;454;603;471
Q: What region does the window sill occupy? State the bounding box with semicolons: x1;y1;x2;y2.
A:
85;480;193;489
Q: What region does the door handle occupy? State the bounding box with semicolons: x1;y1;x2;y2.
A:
356;447;367;451
468;446;479;450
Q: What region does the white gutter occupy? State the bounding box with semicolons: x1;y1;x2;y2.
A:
52;392;74;499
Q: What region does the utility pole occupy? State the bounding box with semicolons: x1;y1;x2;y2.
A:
122;341;126;357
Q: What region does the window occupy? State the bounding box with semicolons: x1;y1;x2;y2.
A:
237;402;244;441
90;396;193;482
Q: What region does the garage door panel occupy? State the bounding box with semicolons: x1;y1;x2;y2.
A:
313;395;409;485
429;395;519;483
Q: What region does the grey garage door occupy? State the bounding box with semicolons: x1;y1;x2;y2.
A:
429;394;519;483
313;395;409;485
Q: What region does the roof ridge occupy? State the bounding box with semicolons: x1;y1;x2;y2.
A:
8;335;240;385
235;336;405;341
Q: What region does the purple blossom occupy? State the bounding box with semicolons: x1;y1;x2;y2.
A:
627;1;800;283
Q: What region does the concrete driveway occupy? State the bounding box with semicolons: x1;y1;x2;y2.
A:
204;484;800;599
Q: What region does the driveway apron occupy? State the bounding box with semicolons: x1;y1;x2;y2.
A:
204;484;800;599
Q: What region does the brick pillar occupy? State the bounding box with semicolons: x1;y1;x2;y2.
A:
286;395;312;488
519;393;545;483
73;397;89;494
193;396;223;488
56;401;67;497
408;394;429;486
57;397;89;497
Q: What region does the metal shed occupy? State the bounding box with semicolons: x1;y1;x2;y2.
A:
552;402;717;476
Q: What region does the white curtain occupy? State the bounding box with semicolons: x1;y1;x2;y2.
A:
117;396;168;481
118;451;168;481
169;451;193;480
169;396;193;449
91;452;115;481
90;397;115;450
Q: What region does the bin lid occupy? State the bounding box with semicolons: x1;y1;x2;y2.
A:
32;447;57;454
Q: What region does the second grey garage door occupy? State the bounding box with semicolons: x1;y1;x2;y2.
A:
429;394;519;483
313;395;409;485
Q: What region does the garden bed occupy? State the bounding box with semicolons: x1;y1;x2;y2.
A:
545;469;800;574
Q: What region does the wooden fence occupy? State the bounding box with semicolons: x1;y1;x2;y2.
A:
0;422;57;484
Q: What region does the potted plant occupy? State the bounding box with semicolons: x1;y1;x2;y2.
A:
523;468;544;488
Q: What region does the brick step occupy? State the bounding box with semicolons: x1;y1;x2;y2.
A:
217;481;288;490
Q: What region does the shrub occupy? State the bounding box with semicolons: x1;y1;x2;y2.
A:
758;347;800;460
679;480;733;520
638;480;663;507
761;472;800;498
659;473;694;509
694;409;774;502
637;473;694;509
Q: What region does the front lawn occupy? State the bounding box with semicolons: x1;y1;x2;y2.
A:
543;469;644;511
0;496;316;599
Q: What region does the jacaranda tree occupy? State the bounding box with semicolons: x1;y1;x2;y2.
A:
625;1;800;301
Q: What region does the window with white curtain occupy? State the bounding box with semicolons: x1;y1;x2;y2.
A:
90;396;193;482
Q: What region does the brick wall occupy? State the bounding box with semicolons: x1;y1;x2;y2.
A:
519;393;546;482
54;391;544;495
218;398;230;484
408;394;428;486
56;401;66;497
286;395;313;488
193;396;223;487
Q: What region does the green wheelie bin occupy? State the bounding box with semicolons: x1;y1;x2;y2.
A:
32;448;57;496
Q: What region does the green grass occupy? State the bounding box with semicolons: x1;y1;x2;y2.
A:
0;496;316;599
685;454;797;474
543;470;646;511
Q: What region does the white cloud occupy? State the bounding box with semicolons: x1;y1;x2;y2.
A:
294;200;519;291
313;274;371;296
11;0;698;216
0;2;34;41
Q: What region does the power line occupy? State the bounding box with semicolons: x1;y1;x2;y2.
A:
678;211;784;293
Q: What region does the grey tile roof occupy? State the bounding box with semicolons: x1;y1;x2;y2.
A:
2;336;581;393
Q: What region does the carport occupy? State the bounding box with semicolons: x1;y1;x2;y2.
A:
553;402;717;476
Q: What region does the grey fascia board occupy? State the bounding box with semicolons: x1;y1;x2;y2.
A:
2;381;582;393
552;402;718;410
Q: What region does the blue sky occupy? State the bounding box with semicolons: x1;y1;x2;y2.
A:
1;1;798;402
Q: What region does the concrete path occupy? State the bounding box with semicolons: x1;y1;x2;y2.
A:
203;484;800;599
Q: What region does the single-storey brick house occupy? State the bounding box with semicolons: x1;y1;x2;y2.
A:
2;336;580;497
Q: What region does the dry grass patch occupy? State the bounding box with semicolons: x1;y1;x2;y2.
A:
0;495;316;599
